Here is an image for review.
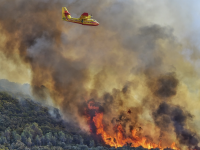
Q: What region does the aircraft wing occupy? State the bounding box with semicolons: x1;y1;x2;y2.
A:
80;13;89;19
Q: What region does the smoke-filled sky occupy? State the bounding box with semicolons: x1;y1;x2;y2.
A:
1;0;200;149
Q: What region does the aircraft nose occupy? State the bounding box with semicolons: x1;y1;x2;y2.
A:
96;22;99;26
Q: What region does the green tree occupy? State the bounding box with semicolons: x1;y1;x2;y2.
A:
30;122;42;138
35;135;41;146
0;136;7;145
27;137;32;147
10;140;25;150
65;134;73;144
21;132;27;144
12;131;21;142
79;136;84;145
4;127;11;143
45;132;52;144
41;135;45;146
51;136;57;146
58;131;66;142
90;140;95;147
22;126;33;140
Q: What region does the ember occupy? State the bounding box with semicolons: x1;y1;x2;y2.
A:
128;109;131;114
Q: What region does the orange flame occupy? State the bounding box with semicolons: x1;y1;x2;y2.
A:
87;102;179;150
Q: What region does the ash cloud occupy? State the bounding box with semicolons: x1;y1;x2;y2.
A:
151;73;199;148
153;102;199;147
149;73;179;99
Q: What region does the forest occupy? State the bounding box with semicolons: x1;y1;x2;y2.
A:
0;91;172;150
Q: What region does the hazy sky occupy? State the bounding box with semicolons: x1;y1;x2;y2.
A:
1;0;200;84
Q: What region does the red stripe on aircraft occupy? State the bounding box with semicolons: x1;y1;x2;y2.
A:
82;24;99;26
82;13;88;16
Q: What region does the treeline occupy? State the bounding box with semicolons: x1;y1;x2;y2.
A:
0;92;172;150
0;122;97;150
0;92;67;134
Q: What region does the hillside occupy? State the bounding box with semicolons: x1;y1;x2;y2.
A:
0;80;174;150
0;92;94;150
0;91;174;150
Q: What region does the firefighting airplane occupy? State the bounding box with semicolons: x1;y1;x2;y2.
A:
62;7;99;26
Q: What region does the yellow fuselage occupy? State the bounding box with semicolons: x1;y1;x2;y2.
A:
62;7;99;26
